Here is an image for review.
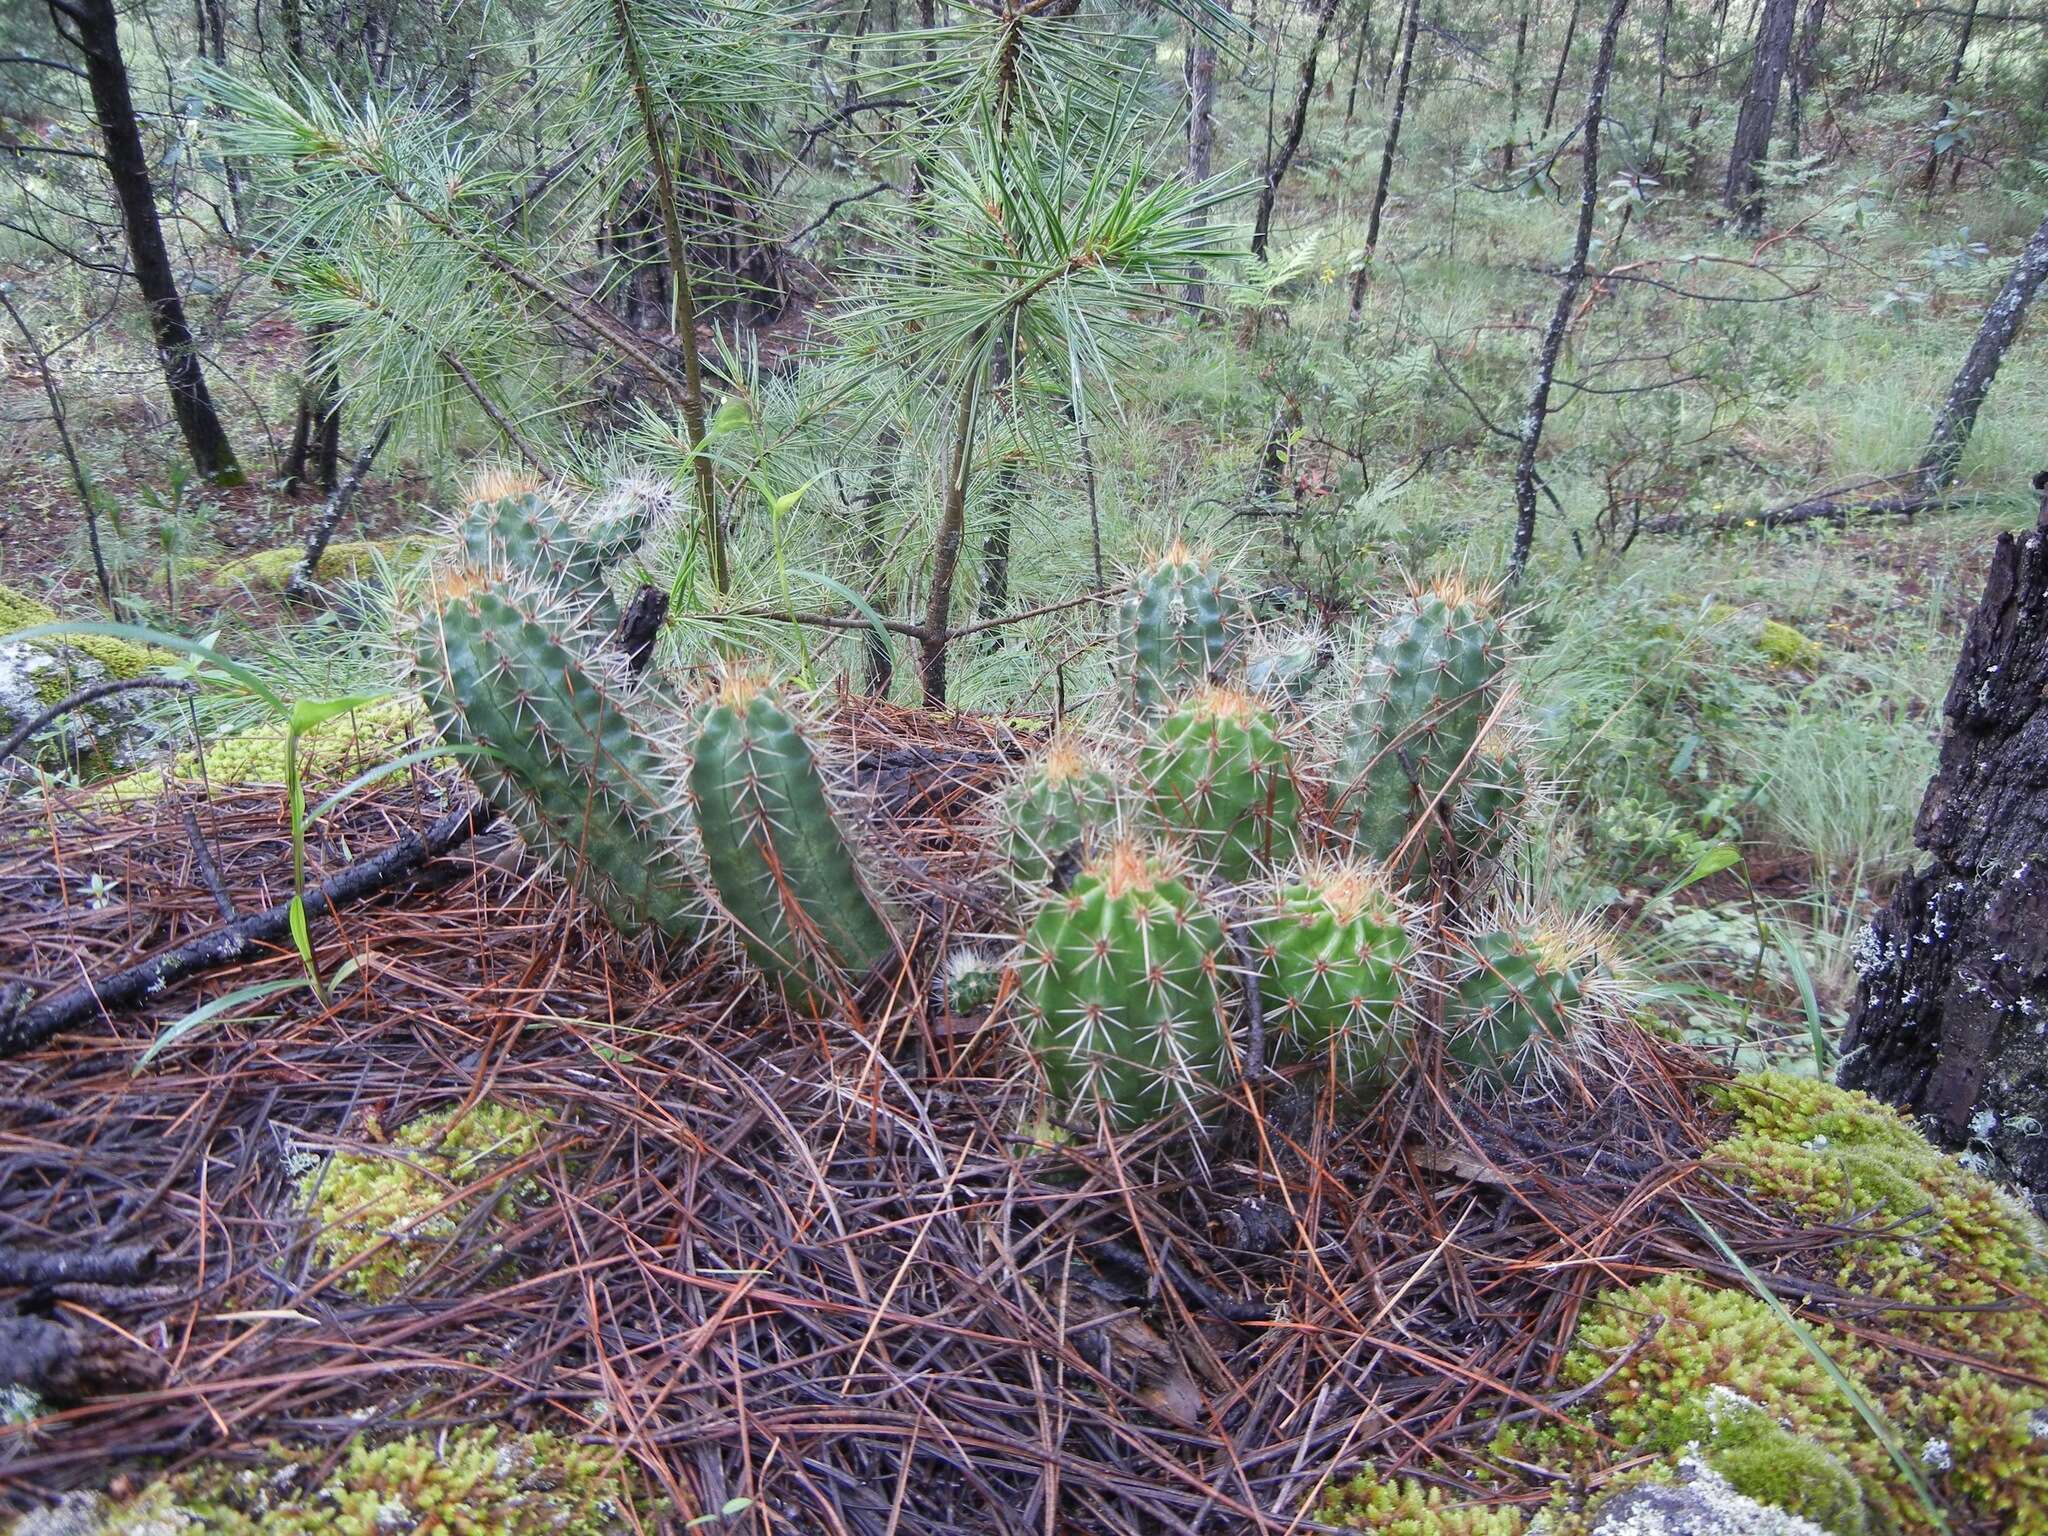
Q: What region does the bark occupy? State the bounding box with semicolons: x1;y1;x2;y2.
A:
1917;210;2048;489
919;373;981;709
0;1315;164;1404
286;418;393;600
1184;28;1217;305
1783;0;1826;157
1840;478;2048;1219
1344;0;1373;122
58;0;244;486
1539;0;1584;135
1250;0;1343;260
1649;0;1675;163
1504;0;1531;170
1508;0;1630;582
1723;0;1799;231
859;425;901;697
1347;0;1422;319
1921;0;1981;190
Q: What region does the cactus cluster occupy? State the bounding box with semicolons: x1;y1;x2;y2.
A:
1121;542;1237;715
687;674;899;1012
1013;843;1235;1130
1139;686;1301;883
1336;579;1507;873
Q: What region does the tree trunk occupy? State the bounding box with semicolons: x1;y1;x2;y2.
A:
1921;0;1981;191
919;372;980;709
1347;0;1421;319
1183;27;1217;304
1783;0;1825;158
1344;1;1373;122
1917;211;2048;490
1539;0;1583;135
1649;0;1675;164
1508;0;1630;582
1722;0;1799;232
860;425;900;698
58;0;244;486
1250;0;1342;259
1503;0;1531;170
1840;476;2048;1219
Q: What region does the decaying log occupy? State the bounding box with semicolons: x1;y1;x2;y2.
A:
0;1315;164;1404
1840;472;2048;1215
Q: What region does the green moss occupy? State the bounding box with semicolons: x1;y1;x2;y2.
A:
212;538;436;592
300;1102;547;1303
0;581;168;683
1315;1469;1525;1534
1757;618;1824;669
0;584;59;633
24;1427;652;1535
1698;1390;1869;1535
95;697;422;802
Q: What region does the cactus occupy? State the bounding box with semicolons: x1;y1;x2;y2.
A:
1244;624;1328;704
995;736;1124;901
409;568;700;943
686;675;899;1012
1445;924;1601;1087
938;947;1008;1016
1141;686;1301;883
461;478;621;629
1013;842;1235;1130
1336;579;1507;870
1251;862;1413;1089
1454;734;1537;872
1121;542;1236;714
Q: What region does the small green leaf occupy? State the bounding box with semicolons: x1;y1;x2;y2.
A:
288;693;382;734
138;976;309;1069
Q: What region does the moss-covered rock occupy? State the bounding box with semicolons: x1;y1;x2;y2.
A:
211;538;437;593
0;583;172;776
94;697;422;803
8;1426;652;1535
300;1101;547;1303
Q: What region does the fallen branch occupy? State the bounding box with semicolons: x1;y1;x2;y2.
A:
0;1314;165;1402
1639;473;1984;534
0;796;497;1060
0;1240;156;1288
286;417;394;600
0;676;196;766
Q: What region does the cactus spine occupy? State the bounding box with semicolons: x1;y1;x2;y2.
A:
1141;686;1301;883
461;482;622;629
1244;625;1328;704
996;737;1123;902
1013;843;1235;1129
1454;733;1536;872
409;570;700;942
1122;543;1235;714
1446;924;1600;1086
1252;863;1412;1088
687;675;898;1012
1336;580;1506;868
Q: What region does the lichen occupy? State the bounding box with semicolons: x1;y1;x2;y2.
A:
211;538;437;593
10;1427;651;1536
299;1102;548;1303
1316;1468;1527;1534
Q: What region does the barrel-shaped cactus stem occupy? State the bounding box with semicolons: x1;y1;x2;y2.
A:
938;947;1010;1017
1141;686;1302;884
1335;577;1509;871
1251;861;1415;1091
460;480;622;630
1444;919;1610;1089
1244;624;1330;706
686;673;900;1014
1121;542;1238;715
1012;841;1236;1131
1454;727;1541;874
408;566;702;945
994;735;1125;902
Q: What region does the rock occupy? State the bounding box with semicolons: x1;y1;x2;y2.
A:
1586;1458;1831;1536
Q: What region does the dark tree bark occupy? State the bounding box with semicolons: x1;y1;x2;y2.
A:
1539;0;1584;134
1918;211;2048;490
1649;0;1675;164
1503;0;1532;170
1184;25;1218;304
286;418;393;600
57;0;244;486
859;425;900;697
1347;0;1421;319
1783;0;1826;157
1840;477;2048;1218
1921;0;1981;190
1723;0;1799;231
1344;0;1374;122
1508;0;1630;582
1250;0;1343;259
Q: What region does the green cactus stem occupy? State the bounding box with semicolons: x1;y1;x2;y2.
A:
939;948;1008;1016
460;476;621;629
1244;625;1328;704
1454;733;1537;872
995;736;1124;901
1336;578;1507;871
1122;542;1236;714
687;674;899;1012
1251;862;1413;1089
1445;922;1603;1087
1013;842;1235;1130
1141;686;1301;883
409;567;700;943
